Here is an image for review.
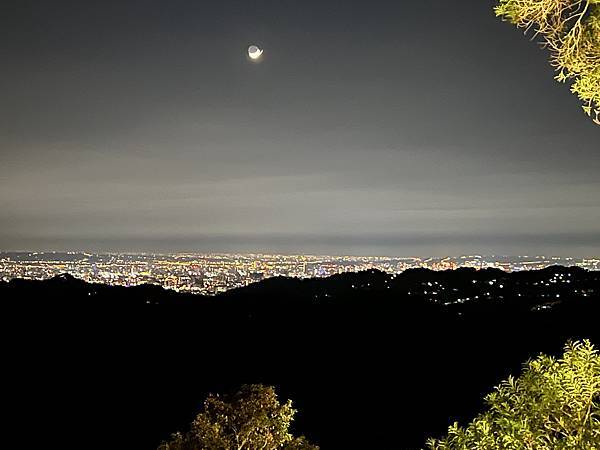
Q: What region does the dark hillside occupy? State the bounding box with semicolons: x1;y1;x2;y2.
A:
1;266;599;449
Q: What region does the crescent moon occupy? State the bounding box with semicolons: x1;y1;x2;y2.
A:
248;45;263;60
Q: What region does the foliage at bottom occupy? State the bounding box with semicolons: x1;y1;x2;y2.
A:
158;384;318;450
427;340;600;449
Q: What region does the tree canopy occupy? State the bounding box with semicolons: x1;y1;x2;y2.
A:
158;384;318;450
426;340;600;449
495;0;600;125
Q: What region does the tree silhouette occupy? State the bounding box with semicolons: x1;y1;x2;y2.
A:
158;385;318;450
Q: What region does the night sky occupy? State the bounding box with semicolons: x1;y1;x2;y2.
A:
1;0;599;256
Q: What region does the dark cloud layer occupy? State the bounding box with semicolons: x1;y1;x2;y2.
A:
1;0;599;256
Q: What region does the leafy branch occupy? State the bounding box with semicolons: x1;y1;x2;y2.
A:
495;0;600;125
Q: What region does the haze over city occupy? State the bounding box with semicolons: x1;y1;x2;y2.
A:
1;0;599;257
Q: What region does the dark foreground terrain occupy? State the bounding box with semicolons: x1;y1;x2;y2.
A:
2;266;599;449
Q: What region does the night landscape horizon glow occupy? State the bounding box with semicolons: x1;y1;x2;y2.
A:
2;1;599;449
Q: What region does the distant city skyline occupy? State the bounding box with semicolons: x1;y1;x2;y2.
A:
1;1;599;256
3;251;598;295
